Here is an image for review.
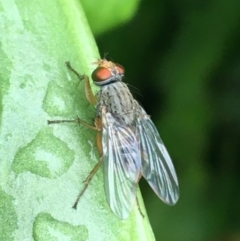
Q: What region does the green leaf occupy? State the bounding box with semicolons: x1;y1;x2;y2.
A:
0;0;155;240
81;0;141;35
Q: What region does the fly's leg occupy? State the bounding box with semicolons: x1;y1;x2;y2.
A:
72;117;103;209
65;61;97;105
48;117;99;131
72;156;103;209
136;173;145;218
136;197;145;218
48;62;97;126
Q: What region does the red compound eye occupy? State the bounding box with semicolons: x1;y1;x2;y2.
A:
92;67;112;82
115;64;125;75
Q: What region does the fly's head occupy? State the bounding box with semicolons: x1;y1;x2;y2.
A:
91;59;125;86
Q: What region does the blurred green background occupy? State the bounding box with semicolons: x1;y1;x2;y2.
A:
83;0;240;240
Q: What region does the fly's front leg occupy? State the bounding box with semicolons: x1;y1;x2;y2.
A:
48;62;97;128
72;117;103;209
65;61;97;105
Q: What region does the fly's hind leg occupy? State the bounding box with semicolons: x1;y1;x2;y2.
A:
136;173;145;218
65;61;97;105
72;117;103;209
136;197;145;218
72;156;103;209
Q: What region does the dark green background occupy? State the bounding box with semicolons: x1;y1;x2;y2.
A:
91;1;240;240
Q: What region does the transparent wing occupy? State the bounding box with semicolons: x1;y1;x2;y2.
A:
101;108;141;219
136;105;179;205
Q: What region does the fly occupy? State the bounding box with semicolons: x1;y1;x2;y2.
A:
48;59;179;219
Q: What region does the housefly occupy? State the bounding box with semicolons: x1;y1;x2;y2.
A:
48;59;179;219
